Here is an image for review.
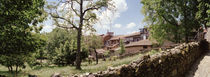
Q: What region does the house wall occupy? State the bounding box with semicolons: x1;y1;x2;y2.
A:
125;45;152;53
125;35;141;44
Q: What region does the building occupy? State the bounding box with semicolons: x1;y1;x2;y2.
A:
124;32;141;44
106;35;125;50
125;39;152;52
101;28;150;51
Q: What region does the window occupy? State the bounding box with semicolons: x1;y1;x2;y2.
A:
143;46;147;49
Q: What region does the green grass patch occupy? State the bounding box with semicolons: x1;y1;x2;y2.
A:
0;53;143;77
146;49;160;55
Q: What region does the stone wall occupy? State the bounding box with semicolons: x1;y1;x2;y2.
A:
205;27;210;42
76;40;208;77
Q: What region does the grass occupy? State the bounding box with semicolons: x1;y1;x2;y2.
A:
147;49;160;55
0;53;143;77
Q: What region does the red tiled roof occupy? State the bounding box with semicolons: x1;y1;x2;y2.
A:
109;35;125;40
125;39;152;47
96;49;106;54
124;32;140;38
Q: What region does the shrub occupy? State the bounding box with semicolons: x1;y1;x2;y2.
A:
119;39;125;55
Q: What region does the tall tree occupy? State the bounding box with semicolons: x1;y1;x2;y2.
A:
196;0;210;29
48;0;115;69
85;34;103;64
141;0;200;43
0;0;46;76
119;39;125;55
46;28;77;61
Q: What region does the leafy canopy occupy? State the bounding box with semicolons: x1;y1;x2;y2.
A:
0;0;46;73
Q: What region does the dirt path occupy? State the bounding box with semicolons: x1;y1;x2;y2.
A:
186;51;210;77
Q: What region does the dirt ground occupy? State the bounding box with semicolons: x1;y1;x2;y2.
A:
185;51;210;77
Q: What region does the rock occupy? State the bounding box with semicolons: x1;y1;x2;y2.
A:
28;74;37;77
74;42;203;77
0;75;6;77
108;66;115;71
51;73;62;77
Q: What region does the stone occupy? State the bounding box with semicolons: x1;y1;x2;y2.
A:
51;73;62;77
74;42;205;77
0;75;6;77
28;74;37;77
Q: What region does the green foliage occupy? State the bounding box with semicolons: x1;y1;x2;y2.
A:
0;0;46;75
196;0;210;27
46;28;88;66
147;49;159;55
46;28;77;61
84;34;103;52
119;39;125;55
141;0;202;43
48;0;115;69
52;41;76;66
104;50;110;57
52;40;88;66
0;53;143;77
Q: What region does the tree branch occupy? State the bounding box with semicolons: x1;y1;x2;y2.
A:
75;0;80;4
83;7;100;15
84;15;95;21
160;14;178;26
70;0;80;16
53;18;77;30
50;13;78;29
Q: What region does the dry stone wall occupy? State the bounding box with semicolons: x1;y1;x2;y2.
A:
74;40;209;77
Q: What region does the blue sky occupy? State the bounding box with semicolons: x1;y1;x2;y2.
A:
42;0;145;35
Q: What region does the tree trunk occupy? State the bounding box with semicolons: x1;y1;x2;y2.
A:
8;66;11;72
15;65;18;77
185;33;189;43
40;58;43;67
76;28;82;70
94;47;98;64
10;66;13;73
76;0;83;70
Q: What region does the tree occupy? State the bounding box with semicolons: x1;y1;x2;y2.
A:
46;28;77;61
32;33;47;67
119;39;125;55
196;0;210;29
141;0;201;43
85;34;103;64
48;0;115;69
0;0;46;76
46;28;88;66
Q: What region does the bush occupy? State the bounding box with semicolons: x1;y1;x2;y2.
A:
119;39;125;55
52;41;88;66
147;49;159;55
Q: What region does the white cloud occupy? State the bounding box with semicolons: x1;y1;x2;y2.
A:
126;22;136;29
114;24;122;28
126;30;138;34
95;0;127;31
49;0;128;33
41;25;56;32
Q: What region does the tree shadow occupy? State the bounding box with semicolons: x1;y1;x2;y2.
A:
0;71;13;77
32;65;59;70
185;51;210;77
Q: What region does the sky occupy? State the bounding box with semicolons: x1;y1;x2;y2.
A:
41;0;145;35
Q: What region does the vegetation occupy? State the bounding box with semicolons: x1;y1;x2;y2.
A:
0;0;46;76
0;53;143;77
196;0;210;28
119;39;125;55
141;0;210;44
85;34;103;64
45;28;88;66
48;0;115;69
0;0;209;76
